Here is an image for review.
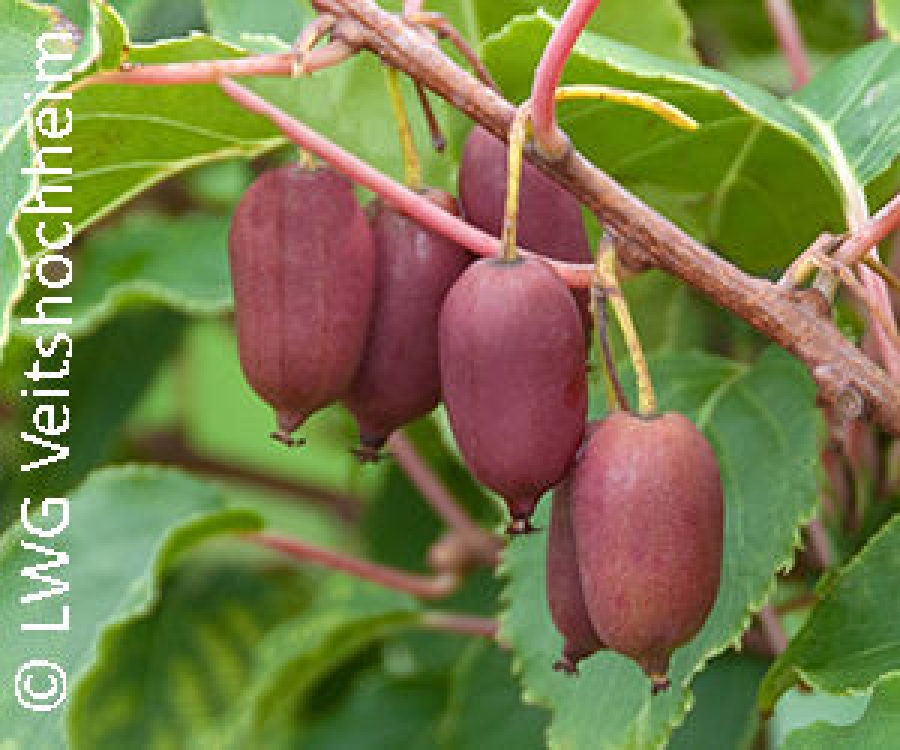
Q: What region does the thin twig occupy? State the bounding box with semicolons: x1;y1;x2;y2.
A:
413;80;446;151
388;432;502;565
421;612;500;641
247;532;460;599
763;0;812;89
592;285;628;411
384;66;422;189
803;516;833;570
757;605;789;655
131;429;362;523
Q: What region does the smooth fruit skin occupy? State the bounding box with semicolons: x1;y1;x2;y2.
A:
229;164;374;444
439;256;588;532
457;126;592;324
343;191;470;457
570;411;724;692
547;471;605;674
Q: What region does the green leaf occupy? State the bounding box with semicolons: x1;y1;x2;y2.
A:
759;514;900;710
482;12;846;272
782;676;900;749
668;653;769;750
0;234;24;354
208;577;421;747
202;0;312;50
500;347;819;749
15;26;469;252
0;0;87;136
612;271;719;357
68;560;309;750
11;213;231;340
96;0;128;71
301;670;447;750
788;39;900;187
467;0;697;63
439;641;549;750
0;465;262;749
3;309;184;518
0;0;95;353
876;0;900;39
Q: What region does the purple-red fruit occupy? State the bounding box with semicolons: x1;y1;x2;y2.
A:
570;411;724;693
547;472;605;674
458;126;593;324
343;191;470;458
439;256;588;533
229;164;374;445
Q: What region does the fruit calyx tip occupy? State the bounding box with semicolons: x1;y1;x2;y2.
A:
507;517;539;535
650;674;671;695
552;657;579;676
352;444;386;463
270;430;305;448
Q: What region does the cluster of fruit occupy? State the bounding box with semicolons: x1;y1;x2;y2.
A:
227;125;724;691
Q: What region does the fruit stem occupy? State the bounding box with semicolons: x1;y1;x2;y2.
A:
246;532;460;599
595;240;657;416
862;255;900;297
500;104;533;263
297;148;318;170
530;0;602;160
384;66;423;190
217;78;595;286
554;85;698;132
591;282;629;413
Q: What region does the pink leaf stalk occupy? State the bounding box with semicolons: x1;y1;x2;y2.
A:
763;0;811;89
217;78;593;288
530;0;601;158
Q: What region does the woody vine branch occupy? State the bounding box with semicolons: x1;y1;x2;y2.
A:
308;0;900;435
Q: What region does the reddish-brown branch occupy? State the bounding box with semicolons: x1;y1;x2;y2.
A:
763;0;812;88
248;532;459;599
388;432;502;565
132;429;362;523
530;0;601;158
308;0;900;435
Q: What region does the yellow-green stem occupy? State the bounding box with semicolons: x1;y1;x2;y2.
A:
554;85;699;132
595;241;656;416
297;148;317;170
384;66;422;190
501;104;532;263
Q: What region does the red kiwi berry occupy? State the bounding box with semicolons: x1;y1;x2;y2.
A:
457;125;593;326
439;255;588;534
570;411;724;694
547;467;605;674
229;164;374;446
343;190;471;460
